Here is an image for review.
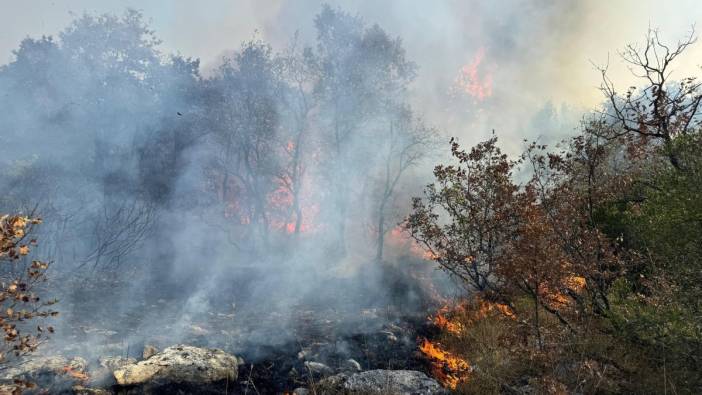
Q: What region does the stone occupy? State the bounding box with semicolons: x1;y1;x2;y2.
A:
340;358;362;373
0;355;88;393
304;361;334;375
0;355;87;381
88;356;138;387
318;369;448;395
142;344;158;360
113;345;238;387
99;356;137;371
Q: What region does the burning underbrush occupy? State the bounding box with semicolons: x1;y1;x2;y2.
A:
418;297;516;390
417;281;621;394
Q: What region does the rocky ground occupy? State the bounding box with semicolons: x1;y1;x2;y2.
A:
0;344;446;394
2;268;449;394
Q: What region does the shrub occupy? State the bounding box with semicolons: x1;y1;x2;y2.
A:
0;214;57;367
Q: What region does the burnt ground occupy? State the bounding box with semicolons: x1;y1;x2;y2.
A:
37;260;450;393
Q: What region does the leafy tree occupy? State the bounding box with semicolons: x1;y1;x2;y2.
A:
410;29;702;391
0;9;166;271
206;39;283;252
607;132;702;391
405;136;518;293
275;38;318;236
137;55;204;206
312;4;416;255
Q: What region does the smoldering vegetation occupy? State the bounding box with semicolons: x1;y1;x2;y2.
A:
0;3;455;375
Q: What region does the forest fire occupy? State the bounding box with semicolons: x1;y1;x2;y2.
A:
454;47;493;101
542;275;587;307
474;300;516;321
432;305;464;335
387;226;437;260
419;298;516;389
62;366;89;382
269;182;320;235
1;1;698;394
419;338;470;389
435;299;515;325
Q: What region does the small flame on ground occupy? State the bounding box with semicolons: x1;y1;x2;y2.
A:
419;338;471;389
420;298;516;389
432;306;464;335
474;299;516;320
62;366;89;382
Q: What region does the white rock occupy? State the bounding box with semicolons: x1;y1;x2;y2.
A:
304;361;334;375
113;345;238;386
340;358;362;373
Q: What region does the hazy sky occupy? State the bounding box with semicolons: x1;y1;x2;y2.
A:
2;0;702;147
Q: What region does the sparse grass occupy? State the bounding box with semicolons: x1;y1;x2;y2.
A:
451;316;526;394
436;299;535;394
428;293;702;395
427;297;628;394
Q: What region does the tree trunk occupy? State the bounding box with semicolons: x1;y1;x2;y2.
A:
534;292;543;350
376;206;385;263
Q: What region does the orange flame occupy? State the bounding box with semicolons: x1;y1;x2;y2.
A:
566;275;586;291
432;305;464;335
387;226;437;260
267;173;320;235
420;298;516;389
454;47;493;101
474;300;516;321
419;338;471;389
540;275;587;307
62;366;89;382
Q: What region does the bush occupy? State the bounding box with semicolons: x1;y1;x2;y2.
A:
0;214;57;367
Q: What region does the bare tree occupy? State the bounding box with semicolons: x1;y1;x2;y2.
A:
598;27;702;169
375;105;438;262
81;198;155;270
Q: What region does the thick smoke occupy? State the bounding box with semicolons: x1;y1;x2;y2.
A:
0;5;449;362
3;1;700;152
